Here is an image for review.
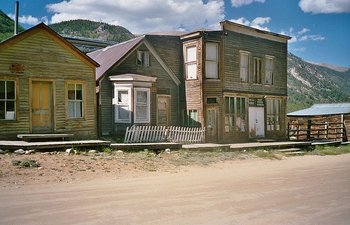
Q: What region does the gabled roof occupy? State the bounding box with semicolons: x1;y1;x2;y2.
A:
88;36;181;85
88;36;144;80
288;103;350;117
0;23;99;68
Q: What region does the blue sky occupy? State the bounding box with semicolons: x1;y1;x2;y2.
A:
1;0;349;67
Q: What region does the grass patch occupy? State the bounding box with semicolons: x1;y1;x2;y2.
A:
309;144;350;156
253;150;284;160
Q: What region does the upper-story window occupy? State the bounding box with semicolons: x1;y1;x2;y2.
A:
253;57;262;84
136;50;150;67
205;42;219;79
239;51;249;82
67;83;84;118
265;56;274;85
185;46;197;80
0;80;16;120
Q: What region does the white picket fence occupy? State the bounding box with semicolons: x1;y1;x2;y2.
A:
124;126;205;144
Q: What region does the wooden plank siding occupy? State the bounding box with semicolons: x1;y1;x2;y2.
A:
0;28;97;140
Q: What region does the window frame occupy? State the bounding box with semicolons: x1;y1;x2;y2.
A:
253;57;262;84
266;98;281;131
136;50;150;67
183;109;199;127
239;51;250;83
134;87;151;124
185;45;198;80
224;96;247;133
0;80;16;121
265;55;274;85
205;42;219;79
67;82;85;119
114;86;132;123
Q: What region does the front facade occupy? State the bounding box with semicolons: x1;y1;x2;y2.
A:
0;24;98;140
181;21;290;143
88;34;182;137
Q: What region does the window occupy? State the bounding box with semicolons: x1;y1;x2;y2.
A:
253;57;262;84
0;80;15;120
224;96;246;132
136;50;150;67
205;42;219;79
183;109;199;127
185;46;197;79
267;99;281;131
240;51;249;82
265;56;274;85
67;83;83;118
114;87;131;123
134;88;150;123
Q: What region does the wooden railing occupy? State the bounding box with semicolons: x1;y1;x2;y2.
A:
288;121;348;142
124;126;205;144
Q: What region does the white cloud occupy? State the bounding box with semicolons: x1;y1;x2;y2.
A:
230;17;271;31
8;14;48;26
231;0;265;7
280;27;325;43
293;47;306;52
299;0;350;14
46;0;225;33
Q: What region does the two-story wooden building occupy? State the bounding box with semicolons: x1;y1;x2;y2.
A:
181;20;290;143
0;23;99;140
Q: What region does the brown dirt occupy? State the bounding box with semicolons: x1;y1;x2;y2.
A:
0;150;350;225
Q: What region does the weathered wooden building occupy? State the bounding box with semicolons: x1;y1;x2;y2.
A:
287;103;350;142
0;23;99;140
88;34;182;137
181;21;290;143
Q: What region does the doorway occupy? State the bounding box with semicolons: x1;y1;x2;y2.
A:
157;95;170;126
31;81;53;133
249;107;265;138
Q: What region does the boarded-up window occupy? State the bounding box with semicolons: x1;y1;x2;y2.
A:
134;88;150;123
224;96;247;132
253;57;262;84
205;42;219;79
240;52;249;82
68;83;83;118
267;99;281;131
265;56;274;85
0;80;16;120
185;46;197;79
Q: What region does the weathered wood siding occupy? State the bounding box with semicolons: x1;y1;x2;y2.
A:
101;42;180;136
0;30;97;139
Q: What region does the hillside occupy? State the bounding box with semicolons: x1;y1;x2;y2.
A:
49;19;134;43
287;53;350;112
0;10;25;41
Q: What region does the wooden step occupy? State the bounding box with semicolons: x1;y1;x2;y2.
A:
284;151;305;156
17;133;74;142
277;148;302;153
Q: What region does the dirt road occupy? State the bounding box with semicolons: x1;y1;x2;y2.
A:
1;154;350;225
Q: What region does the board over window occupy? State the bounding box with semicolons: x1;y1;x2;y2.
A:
185;45;197;80
67;83;84;118
0;80;16;120
253;57;262;84
205;42;219;79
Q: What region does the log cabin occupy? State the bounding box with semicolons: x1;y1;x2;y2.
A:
0;23;99;140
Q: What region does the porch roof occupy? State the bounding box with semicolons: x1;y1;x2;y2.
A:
109;73;157;83
287;103;350;117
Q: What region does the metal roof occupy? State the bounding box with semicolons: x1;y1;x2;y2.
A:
87;36;144;80
287;103;350;117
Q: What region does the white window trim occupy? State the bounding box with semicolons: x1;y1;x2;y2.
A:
185;45;197;80
113;86;131;123
67;83;84;119
205;42;219;79
134;87;150;123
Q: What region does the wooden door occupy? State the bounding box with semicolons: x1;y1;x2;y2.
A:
157;95;170;126
32;81;53;133
249;107;265;138
206;107;218;143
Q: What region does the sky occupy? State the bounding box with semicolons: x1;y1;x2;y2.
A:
1;0;350;67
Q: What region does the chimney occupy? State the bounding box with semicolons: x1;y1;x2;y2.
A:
14;1;19;35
